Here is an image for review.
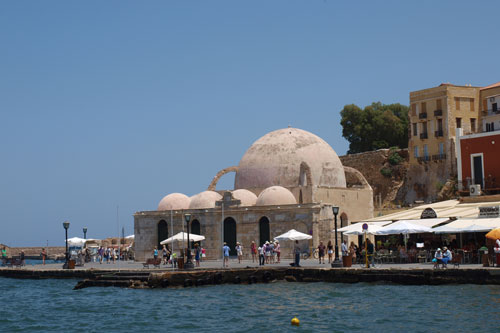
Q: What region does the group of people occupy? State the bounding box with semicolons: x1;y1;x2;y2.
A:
256;240;281;266
96;246;121;264
433;246;453;268
154;243;206;268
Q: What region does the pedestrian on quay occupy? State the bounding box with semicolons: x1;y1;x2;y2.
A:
441;247;452;268
341;240;348;257
105;247;111;264
318;241;326;264
349;242;357;263
235;242;243;264
258;244;265;266
162;245;169;265
98;246;104;264
367;239;374;267
293;240;301;267
269;241;275;264
20;250;25;266
41;248;47;265
223;242;230;268
251;241;257;263
201;247;206;261
1;247;7;265
327;241;334;263
265;241;272;264
153;246;158;260
194;243;201;267
275;240;281;264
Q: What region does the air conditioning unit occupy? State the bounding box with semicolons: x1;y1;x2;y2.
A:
470;184;481;196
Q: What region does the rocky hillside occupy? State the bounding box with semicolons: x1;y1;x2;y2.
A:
340;148;408;208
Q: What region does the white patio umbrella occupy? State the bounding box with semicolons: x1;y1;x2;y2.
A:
66;237;86;247
125;234;135;239
160;232;205;245
343;224;384;236
374;221;433;235
274;229;312;241
374;221;433;251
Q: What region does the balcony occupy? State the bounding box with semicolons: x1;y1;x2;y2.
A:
419;112;427;119
420;132;428;139
434;130;443;137
431;153;446;161
417;156;431;163
434;109;443;117
482;108;500;116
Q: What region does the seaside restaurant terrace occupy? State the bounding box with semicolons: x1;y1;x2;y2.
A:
342;200;500;266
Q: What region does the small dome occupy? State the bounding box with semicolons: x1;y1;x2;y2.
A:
232;189;257;206
158;193;191;211
189;191;222;209
256;186;297;206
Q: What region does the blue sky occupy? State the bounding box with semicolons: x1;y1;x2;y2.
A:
1;1;499;246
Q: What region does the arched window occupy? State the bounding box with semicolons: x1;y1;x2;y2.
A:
259;216;270;246
224;217;237;256
191;219;201;235
340;213;348;228
157;220;168;249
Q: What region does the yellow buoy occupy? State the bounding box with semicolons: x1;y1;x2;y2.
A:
291;317;300;326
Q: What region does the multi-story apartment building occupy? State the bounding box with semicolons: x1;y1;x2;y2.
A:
405;83;482;203
480;82;500;132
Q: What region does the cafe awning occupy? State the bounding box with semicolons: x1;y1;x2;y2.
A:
433;218;500;233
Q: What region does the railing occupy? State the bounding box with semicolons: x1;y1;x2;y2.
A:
434;109;442;117
431;153;446;161
458;176;499;191
419;112;427;119
482;108;500;116
420;132;428;139
417;156;430;163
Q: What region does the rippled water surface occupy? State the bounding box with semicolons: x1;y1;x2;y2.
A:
1;278;499;332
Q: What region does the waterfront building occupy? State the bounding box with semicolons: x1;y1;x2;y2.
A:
134;128;373;261
406;82;499;203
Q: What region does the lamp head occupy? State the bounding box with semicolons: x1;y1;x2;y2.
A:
83;227;87;233
184;213;191;223
332;206;339;215
63;221;70;230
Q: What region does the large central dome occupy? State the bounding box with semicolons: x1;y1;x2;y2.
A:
234;128;346;189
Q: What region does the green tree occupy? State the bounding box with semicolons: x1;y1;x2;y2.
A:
340;102;409;153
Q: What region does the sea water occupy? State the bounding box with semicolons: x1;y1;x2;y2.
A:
0;277;499;332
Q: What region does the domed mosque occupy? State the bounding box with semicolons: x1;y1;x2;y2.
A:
134;128;373;260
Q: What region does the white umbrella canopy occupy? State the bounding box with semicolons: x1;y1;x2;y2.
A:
160;232;205;245
374;221;433;235
274;229;312;241
125;235;135;239
343;224;384;236
66;237;86;247
460;224;494;233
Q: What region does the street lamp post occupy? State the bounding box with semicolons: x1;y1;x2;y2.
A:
63;221;70;269
331;206;342;267
83;227;87;240
184;213;194;269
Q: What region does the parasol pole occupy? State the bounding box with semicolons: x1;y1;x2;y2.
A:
171;209;174;270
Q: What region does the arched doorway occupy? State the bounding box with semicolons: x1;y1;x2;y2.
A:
224;217;237;256
191;219;201;248
157;220;168;249
259;216;270;246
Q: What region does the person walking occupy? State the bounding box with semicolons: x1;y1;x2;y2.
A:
258;244;265;266
97;246;103;264
275;241;281;264
2;247;7;265
162;245;169;265
318;241;326;264
341;240;348;257
153;246;158;260
327;241;334;263
223;242;230;268
251;241;257;263
349;242;357;264
194;243;201;267
294;240;301;267
235;242;243;264
41;248;47;265
367;239;375;267
265;241;272;264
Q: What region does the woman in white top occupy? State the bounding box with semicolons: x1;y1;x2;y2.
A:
235;242;243;264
